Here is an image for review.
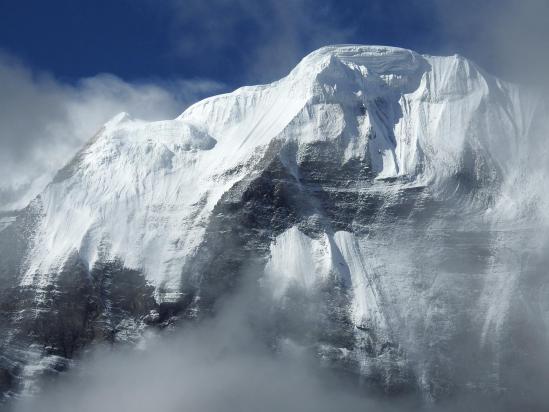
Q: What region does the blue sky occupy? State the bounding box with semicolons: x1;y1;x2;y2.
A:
3;0;437;86
0;0;548;208
2;0;547;87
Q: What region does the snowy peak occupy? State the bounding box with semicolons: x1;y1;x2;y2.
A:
16;45;540;300
291;44;428;91
2;45;548;403
178;45;428;131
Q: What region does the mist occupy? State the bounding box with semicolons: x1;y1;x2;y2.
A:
7;276;411;412
0;51;224;211
430;0;549;87
8;212;549;412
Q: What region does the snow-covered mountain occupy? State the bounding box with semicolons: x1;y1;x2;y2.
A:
1;45;548;406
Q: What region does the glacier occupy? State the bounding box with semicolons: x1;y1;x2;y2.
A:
1;45;548;408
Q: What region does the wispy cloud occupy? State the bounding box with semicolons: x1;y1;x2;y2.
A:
0;52;224;210
9;279;404;412
430;0;549;84
164;0;355;84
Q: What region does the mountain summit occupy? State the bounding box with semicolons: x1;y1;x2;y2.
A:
1;45;548;406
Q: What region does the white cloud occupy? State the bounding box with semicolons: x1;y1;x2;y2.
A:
0;52;224;211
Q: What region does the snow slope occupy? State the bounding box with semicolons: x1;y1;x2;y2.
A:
17;45;541;302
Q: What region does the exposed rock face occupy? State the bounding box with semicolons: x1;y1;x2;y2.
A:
0;45;548;406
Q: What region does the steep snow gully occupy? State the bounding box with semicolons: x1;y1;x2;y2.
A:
1;45;548;409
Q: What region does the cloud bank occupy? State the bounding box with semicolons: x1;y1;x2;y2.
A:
8;280;408;412
0;52;224;211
